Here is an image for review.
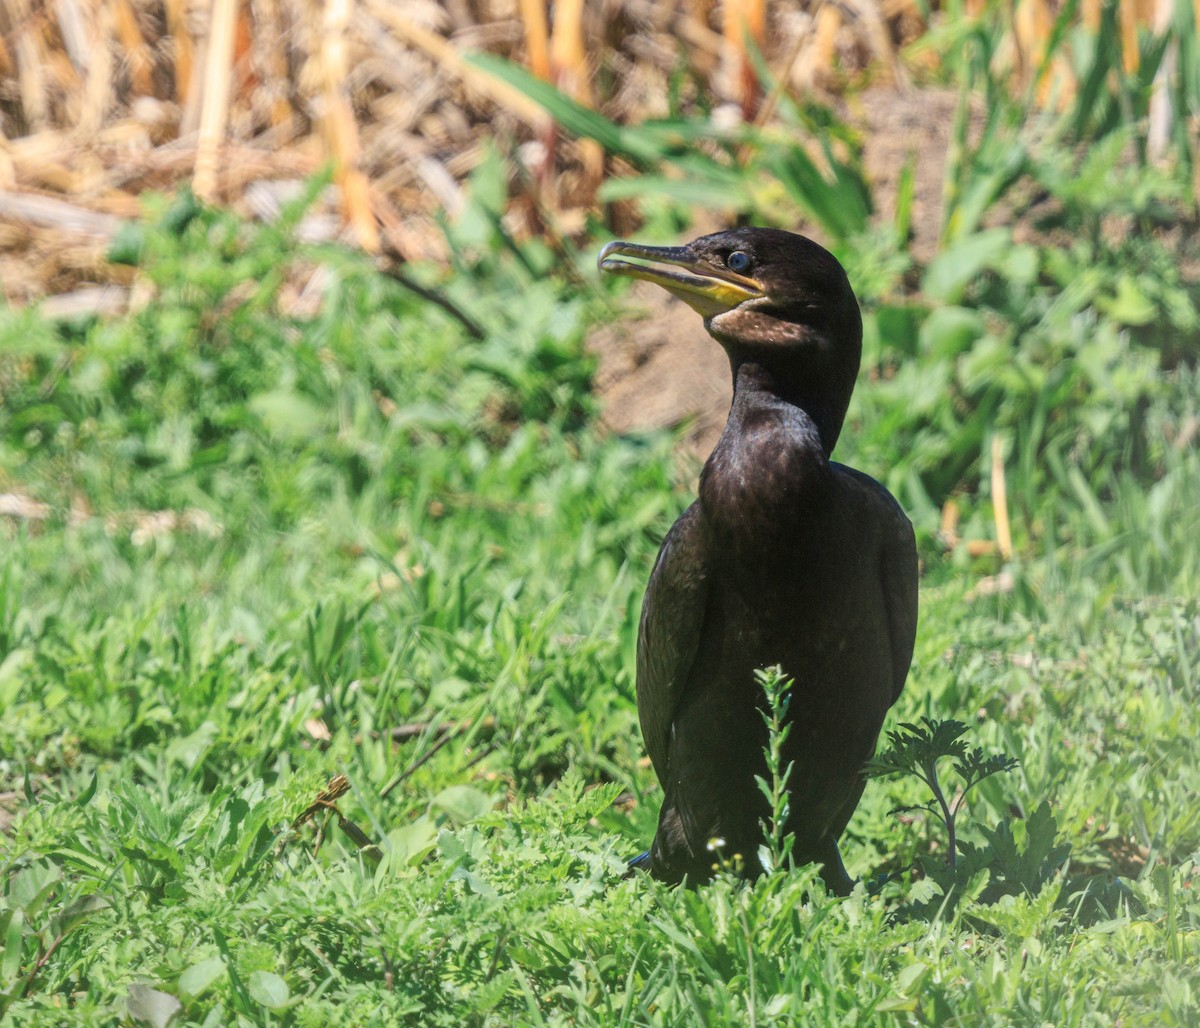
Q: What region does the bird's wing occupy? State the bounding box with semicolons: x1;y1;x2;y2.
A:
836;466;919;705
880;506;918;704
636;501;709;786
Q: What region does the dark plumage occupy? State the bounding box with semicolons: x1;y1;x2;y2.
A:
600;228;918;894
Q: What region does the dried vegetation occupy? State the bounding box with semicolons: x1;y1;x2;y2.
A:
0;0;1180;309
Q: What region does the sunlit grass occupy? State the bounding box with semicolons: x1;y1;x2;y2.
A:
3;82;1200;1026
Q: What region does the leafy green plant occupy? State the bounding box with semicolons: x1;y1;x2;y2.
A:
754;666;795;874
865;717;1018;870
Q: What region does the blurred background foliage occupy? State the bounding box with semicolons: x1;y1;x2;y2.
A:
2;0;1200;1024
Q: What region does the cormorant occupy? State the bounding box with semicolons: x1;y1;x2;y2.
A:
600;228;918;894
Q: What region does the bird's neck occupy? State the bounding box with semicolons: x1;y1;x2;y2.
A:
728;359;843;457
700;359;831;566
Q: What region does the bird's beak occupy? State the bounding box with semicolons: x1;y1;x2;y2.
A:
598;240;765;318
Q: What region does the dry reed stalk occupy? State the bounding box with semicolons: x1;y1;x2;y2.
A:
723;0;766;118
519;0;557;196
809;4;842;87
163;0;194;106
519;0;552;81
939;497;960;548
1119;0;1150;73
1014;0;1076;107
551;0;602;197
736;17;812;166
550;0;592;106
78;2;115;139
7;0;50;129
1011;0;1046;84
846;0;905;87
251;0;294;130
55;0;91;71
1147;0;1176;161
193;0;239;202
990;434;1012;561
316;0;379;252
112;0;154;96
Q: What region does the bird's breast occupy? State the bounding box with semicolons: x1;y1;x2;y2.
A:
699;416;829;563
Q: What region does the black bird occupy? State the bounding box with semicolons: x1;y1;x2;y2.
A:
599;228;918;894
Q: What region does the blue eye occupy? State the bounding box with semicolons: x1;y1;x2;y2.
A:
728;251;751;272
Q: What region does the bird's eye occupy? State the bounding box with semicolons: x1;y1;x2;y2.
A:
727;250;752;273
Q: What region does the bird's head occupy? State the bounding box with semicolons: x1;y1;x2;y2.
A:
599;227;863;450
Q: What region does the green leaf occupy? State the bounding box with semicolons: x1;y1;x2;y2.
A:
1099;275;1157;326
2;908;26;984
47;893;110;939
922;228;1011;303
178;957;225;999
919;306;986;360
248;391;325;441
165;721;220;771
765;143;871;241
127;983;182;1028
107;221;146;266
449;867;498;898
75;771;99;807
381;817;439;872
247;970;290;1009
431;785;495;823
7;861;62;916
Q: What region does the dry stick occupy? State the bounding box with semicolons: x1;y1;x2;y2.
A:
1081;0;1103;29
730;1;848;174
379;730;456;800
991;434;1013;562
385;716;496;744
809;4;842;83
734;7;813;168
193;0;239;202
940;496;961;549
378;714;497;799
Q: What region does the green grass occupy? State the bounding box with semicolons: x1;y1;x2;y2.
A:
4;63;1200;1027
